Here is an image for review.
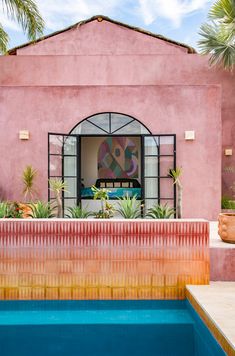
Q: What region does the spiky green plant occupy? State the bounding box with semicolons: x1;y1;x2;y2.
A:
0;202;10;218
146;203;175;219
169;167;183;219
29;201;54;218
22;165;37;201
116;194;141;219
198;0;235;70
0;0;45;54
91;185;113;218
66;205;93;219
49;178;67;218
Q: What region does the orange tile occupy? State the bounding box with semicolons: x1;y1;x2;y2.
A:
84;260;100;273
46;287;59;300
0;288;5;300
138;287;152;299
152;274;165;287
59;287;72;300
86;287;98;299
99;287;112;299
19;273;31;287
32;287;45;300
5;288;18;300
19;287;32;300
112;288;125;299
125;288;138;299
137;261;152;274
72;288;85;300
152;287;165;299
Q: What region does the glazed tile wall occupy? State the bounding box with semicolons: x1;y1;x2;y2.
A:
0;220;209;300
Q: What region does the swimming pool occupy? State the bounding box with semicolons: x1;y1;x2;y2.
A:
0;300;225;356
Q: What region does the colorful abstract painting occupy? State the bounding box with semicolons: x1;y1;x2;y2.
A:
98;137;138;178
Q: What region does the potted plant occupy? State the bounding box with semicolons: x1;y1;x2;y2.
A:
218;213;235;244
218;181;235;243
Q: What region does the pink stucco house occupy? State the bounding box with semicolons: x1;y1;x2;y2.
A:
0;15;234;220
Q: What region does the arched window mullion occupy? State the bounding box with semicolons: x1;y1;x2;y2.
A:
86;119;109;134
111;119;135;135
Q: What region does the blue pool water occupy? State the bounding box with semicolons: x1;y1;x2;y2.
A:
0;300;225;356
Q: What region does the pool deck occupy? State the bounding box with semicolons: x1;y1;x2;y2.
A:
186;282;235;356
209;222;235;281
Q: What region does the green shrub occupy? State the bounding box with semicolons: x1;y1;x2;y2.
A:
66;205;93;218
221;196;235;210
0;202;10;218
116;194;141;219
29;201;55;218
146;203;175;219
0;201;23;218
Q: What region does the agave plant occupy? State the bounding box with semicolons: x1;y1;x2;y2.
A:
116;194;141;219
66;205;93;218
22;165;37;201
146;203;175;219
29;201;55;218
49;178;67;218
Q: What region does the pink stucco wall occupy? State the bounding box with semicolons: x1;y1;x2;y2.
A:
0;17;233;218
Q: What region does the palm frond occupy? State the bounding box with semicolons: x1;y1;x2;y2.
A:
1;0;44;40
198;23;235;69
0;22;9;53
209;0;235;24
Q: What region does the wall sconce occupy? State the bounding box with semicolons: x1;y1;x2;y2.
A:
225;148;233;156
19;130;29;140
185;131;195;141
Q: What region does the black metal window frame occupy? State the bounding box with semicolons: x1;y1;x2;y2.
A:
48;132;176;217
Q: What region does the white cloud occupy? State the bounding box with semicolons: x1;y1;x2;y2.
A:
37;0;123;31
137;0;211;27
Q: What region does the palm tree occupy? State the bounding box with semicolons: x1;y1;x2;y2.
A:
0;0;44;54
198;0;235;70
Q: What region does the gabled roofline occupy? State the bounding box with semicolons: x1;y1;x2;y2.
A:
7;15;196;55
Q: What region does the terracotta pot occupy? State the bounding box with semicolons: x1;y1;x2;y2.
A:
218;213;235;244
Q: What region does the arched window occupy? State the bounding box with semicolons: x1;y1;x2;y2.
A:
70;113;151;135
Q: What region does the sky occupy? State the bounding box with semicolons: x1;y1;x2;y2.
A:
1;0;214;50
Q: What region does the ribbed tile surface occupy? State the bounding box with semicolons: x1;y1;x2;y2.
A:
0;219;209;300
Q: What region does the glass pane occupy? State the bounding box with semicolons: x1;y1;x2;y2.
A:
145;156;158;177
145;178;158;198
72;120;106;135
64;178;77;198
63;136;77;155
49;135;64;155
49;155;62;176
111;114;133;133
160;178;173;199
64;199;77;213
160;136;174;155
88;113;110;133
64;156;76;177
144;199;159;215
144;137;159;155
160;156;174;177
116;120;149;135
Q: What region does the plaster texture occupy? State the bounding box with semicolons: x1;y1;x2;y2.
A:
0;17;233;218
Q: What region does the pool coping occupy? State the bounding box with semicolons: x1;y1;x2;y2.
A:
186;284;235;356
